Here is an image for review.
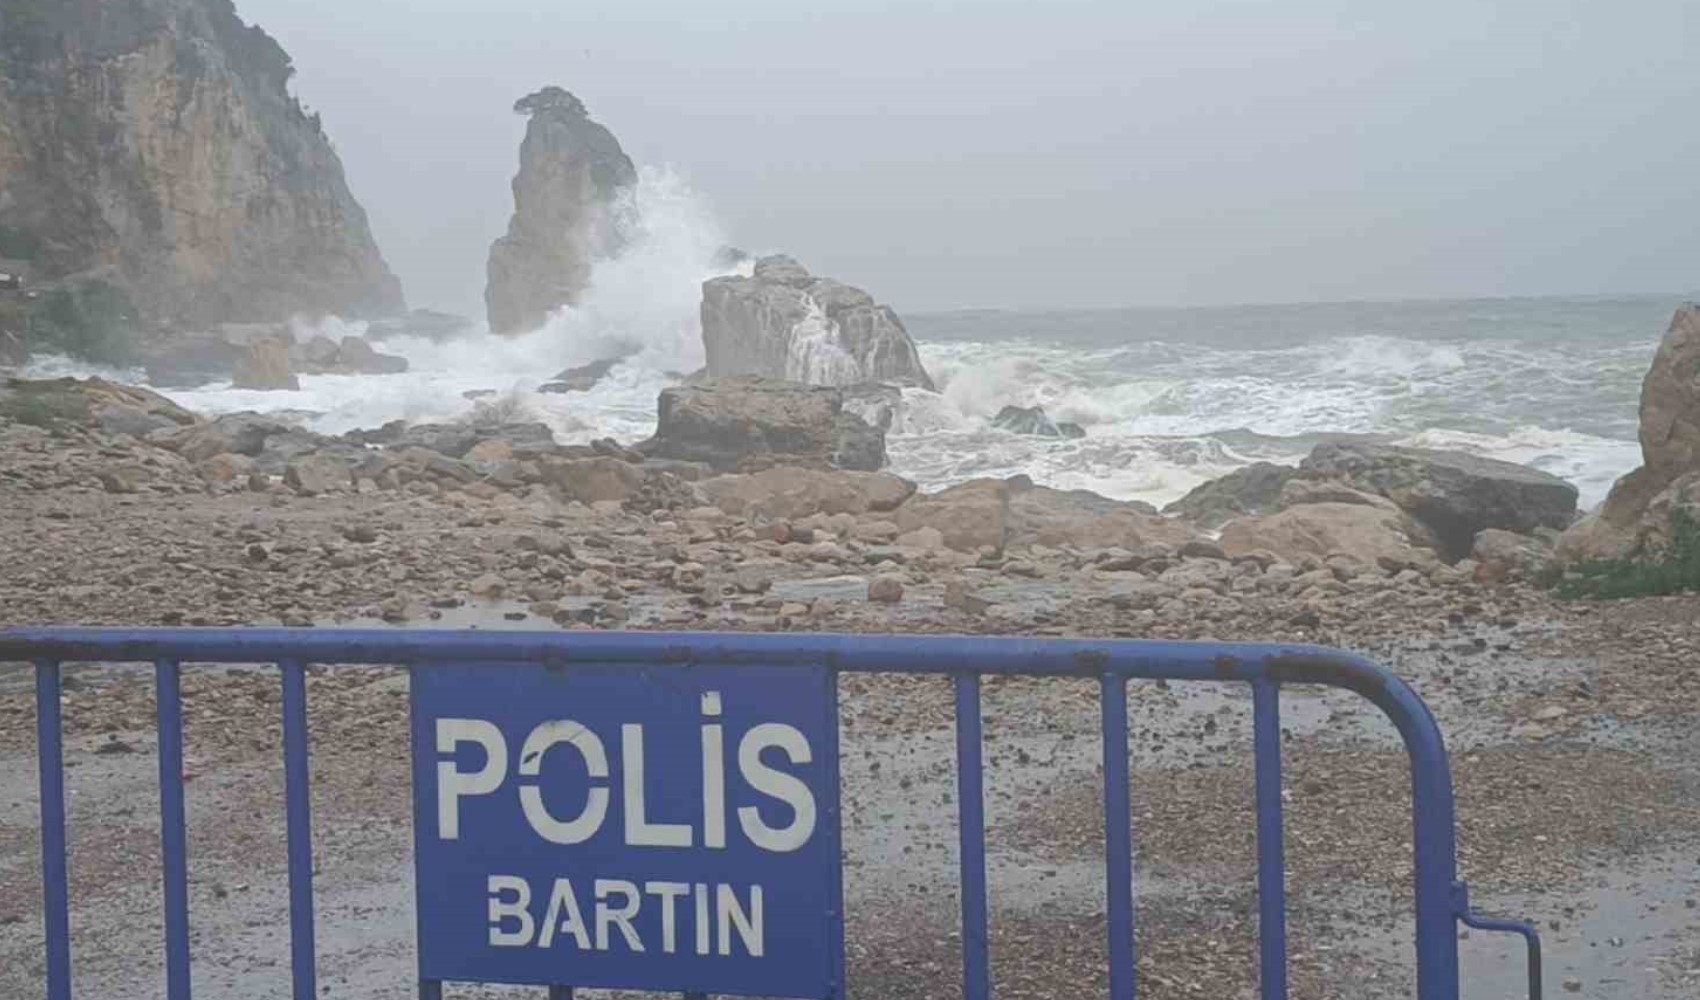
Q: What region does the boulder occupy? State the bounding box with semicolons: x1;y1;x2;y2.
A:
485;88;637;334
1164;463;1299;528
1638;305;1700;474
1277;478;1394;510
232;339;299;391
330;336;408;375
1470;528;1557;584
1560;306;1700;562
540;358;620;393
1301;442;1577;560
892;475;1188;553
1220;502;1436;569
700;467;915;519
97;464;155;494
991;405;1084;439
284;453;354;496
294;334;342;370
638;377;886;472
544;456;646;504
701;255;934;390
894;479;1011;552
463;438;515;471
198;452;254;485
622;471;704;515
1006;480;1182;550
0;376;199;432
205;412;293;456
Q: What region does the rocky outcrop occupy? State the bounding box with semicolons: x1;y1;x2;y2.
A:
231;339;298;390
1163;462;1300;528
1301;442;1577;560
485;87;636;334
894;475;1191;553
700;255;934;390
1219;502;1435;571
0;375;198;434
1561;306;1700;562
638;377;886;473
991;405;1084;439
540;358;620;394
699;467;915;520
0;0;404;330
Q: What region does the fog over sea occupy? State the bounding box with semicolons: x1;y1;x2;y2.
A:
23;168;1673;512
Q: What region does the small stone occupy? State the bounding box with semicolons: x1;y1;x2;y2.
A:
779;602;810;618
468;573;506;598
341;523;379;544
867;575;905;603
1562;978;1581;993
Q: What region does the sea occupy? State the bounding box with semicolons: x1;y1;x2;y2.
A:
18;169;1681;513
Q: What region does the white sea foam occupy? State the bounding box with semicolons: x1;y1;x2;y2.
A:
17;168;1656;516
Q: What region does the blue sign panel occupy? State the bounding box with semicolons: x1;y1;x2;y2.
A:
410;662;842;997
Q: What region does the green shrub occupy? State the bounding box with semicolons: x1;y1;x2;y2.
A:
1553;508;1700;599
27;280;141;364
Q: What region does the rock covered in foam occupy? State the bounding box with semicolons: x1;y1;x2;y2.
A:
991;404;1085;438
700;255;934;390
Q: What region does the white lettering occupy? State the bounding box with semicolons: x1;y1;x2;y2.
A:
537;877;590;950
694;883;710;955
621;725;692;847
594;879;645;951
716;884;764;957
518;720;610;845
701;693;726;850
487;875;534;947
438;720;507;841
644;881;691;954
737;723;817;852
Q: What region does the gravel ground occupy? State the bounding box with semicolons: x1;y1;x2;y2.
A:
2;442;1699;1000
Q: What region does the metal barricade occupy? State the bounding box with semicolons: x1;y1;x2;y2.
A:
0;628;1542;1000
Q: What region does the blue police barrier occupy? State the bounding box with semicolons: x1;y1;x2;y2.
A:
0;628;1544;1000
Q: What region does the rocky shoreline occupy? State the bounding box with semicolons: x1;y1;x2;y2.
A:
4;303;1700;998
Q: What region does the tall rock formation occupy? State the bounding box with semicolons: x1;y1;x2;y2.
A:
485;87;635;335
1561;304;1700;561
0;0;404;329
701;255;935;390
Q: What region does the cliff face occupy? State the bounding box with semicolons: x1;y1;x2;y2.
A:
485;86;635;335
0;0;403;328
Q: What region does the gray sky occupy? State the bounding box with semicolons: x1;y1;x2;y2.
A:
241;0;1699;317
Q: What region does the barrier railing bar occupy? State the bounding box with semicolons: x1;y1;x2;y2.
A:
1251;679;1288;1000
823;669;847;1000
156;658;192;1000
36;658;73;1000
281;659;317;1000
1101;674;1136;1000
417;981;441;999
954;672;991;1000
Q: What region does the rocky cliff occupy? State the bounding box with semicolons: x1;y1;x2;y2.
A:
1561;304;1700;560
485;86;635;335
701;255;935;390
0;0;404;332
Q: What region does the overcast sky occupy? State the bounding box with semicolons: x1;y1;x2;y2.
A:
240;0;1698;318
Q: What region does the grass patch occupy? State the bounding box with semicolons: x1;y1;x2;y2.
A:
1554;508;1700;599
